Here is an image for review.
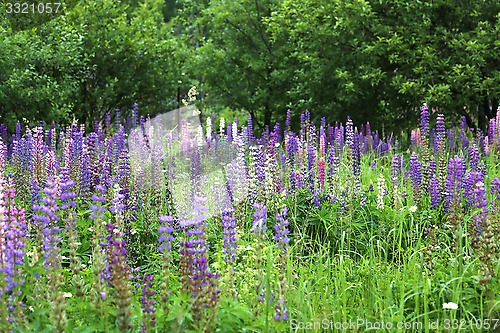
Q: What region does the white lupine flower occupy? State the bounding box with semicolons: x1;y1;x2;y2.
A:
220;117;225;138
206;117;212;140
377;174;387;210
196;125;204;147
232;121;238;142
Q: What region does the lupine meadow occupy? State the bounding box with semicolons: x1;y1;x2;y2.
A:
1;102;500;333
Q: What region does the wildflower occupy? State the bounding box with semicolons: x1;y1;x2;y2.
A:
130;228;137;235
376;174;387;210
63;292;72;298
409;206;417;213
442;302;458;310
222;209;237;263
274;207;290;321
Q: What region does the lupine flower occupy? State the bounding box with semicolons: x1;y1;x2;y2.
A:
430;176;441;209
0;178;27;327
221;209;237;263
32;177;68;331
140;274;156;333
469;144;479;171
490;177;500;201
472;180;488;238
434;114;445;152
273;207;290;321
409;152;421;193
89;184;108;307
132;103;139;128
420;104;430;136
252;203;267;237
158;216;175;253
376;174;387;210
178;196;219;325
274;208;290;254
391;154;401;185
204;116;212;143
104;223;132;332
158;215;175;310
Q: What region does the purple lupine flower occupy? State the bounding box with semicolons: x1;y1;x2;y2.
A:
285;109;291;132
179;196;219;323
469;144;479;171
273;207;290;321
490;178;500;201
274;122;281;143
0;179;27;325
434;114;445;152
132;103;139;128
0;139;6;176
104;223;132;332
32;177;68;329
158;216;175;253
299;112;306;128
391;154;401;185
140;274;156;333
409;153;421;192
248;114;254;143
274;207;290;253
463;171;484;208
113;127;126;164
32;177;61;267
287;133;298;189
226;121;232;142
327;124;334;145
306;142;316;190
420;104;430;136
352;131;361;178
327;144;338;178
158;215;175;310
313;189;321;209
90;185;107;219
110;184;126;214
221;209;237;263
472;180;488;239
430;176;440;209
252;203;267;237
60;167;77;211
444;157;457;212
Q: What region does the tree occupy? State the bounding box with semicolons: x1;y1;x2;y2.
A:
193;0;284;129
0;0;183;131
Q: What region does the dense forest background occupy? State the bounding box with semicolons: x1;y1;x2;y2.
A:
0;0;498;133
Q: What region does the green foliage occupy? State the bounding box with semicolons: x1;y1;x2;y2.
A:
1;0;497;132
187;0;499;132
0;0;182;130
